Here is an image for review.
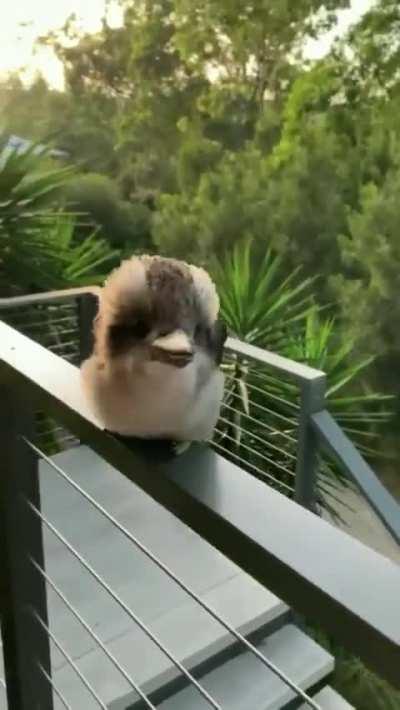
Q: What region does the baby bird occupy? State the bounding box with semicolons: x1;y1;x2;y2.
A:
81;255;226;447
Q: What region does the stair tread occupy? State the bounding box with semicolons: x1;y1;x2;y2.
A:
158;624;334;710
39;446;286;708
300;686;355;709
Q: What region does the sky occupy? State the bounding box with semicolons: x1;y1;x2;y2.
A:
0;0;374;90
0;0;123;89
306;0;374;59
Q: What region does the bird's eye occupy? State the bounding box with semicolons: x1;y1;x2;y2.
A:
131;319;150;339
158;328;171;338
108;320;149;348
108;324;132;354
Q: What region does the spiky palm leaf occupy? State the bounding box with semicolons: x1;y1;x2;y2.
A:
213;240;315;347
213;244;392;515
284;310;392;460
43;214;119;286
0;141;118;295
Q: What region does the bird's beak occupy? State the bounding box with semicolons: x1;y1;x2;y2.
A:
151;330;193;367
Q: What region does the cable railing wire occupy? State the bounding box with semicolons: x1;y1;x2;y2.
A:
38;661;72;710
49;341;79;353
39;430;78;444
31;559;156;710
37;425;66;438
35;424;79;454
24;439;319;709
2;317;78;352
214;427;296;480
11;325;78;339
243;368;300;408
49;435;79;449
224;378;300;427
222;358;300;401
43;328;78;339
218;415;297;466
221;401;297;444
26;501;221;710
2;304;77;320
227;374;300;411
32;611;108;710
47;304;77;313
7;315;79;330
64;354;80;363
24;334;78;350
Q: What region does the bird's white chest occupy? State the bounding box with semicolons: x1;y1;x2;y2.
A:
81;353;223;441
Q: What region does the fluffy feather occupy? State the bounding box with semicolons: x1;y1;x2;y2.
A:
81;255;226;443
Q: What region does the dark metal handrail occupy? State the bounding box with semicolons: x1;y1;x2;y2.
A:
1;286;399;541
0;286;100;308
0;320;399;699
0;288;324;383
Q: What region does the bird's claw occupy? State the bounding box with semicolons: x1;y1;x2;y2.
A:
172;441;191;456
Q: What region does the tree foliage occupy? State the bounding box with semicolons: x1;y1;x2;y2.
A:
63;172;152;252
0;144;118;295
1;0;400;453
1;6;399;703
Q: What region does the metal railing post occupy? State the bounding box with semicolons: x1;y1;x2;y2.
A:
78;292;98;364
0;387;54;709
295;376;326;511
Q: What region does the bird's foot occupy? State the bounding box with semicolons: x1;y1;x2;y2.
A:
172;441;191;456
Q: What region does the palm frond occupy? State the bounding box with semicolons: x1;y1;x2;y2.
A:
0;140;119;295
214;242;393;515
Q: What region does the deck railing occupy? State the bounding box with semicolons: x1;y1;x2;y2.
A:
1;288;399;541
0;290;399;709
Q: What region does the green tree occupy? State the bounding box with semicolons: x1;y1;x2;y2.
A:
0;75;67;142
332;163;400;402
0;72;118;176
117;0;349;190
337;0;400;102
5;0;400;497
16;0;349;203
153;146;269;261
63;173;152;252
153;93;352;281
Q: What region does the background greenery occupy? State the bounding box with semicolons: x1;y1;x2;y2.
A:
213;242;393;515
0;142;118;295
2;0;398;473
1;4;400;704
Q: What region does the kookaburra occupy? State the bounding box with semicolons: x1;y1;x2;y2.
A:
81;255;226;447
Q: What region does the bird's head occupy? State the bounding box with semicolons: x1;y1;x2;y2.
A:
94;255;224;370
